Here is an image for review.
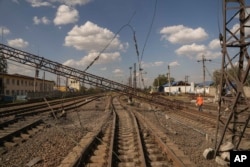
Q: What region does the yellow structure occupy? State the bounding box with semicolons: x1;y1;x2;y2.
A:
0;73;54;96
56;86;67;92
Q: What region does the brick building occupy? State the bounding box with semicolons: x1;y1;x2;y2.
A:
0;73;55;97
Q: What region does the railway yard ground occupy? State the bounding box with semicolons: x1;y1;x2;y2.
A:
0;93;249;167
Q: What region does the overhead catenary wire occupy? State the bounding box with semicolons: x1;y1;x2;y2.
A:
84;12;136;72
140;0;158;62
83;0;158;89
138;0;158;89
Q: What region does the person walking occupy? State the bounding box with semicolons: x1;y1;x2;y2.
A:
196;94;204;112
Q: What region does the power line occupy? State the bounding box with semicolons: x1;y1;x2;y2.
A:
140;0;158;62
138;0;158;89
84;12;137;72
197;55;211;96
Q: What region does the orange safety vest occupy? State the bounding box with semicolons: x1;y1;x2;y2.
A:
196;96;203;106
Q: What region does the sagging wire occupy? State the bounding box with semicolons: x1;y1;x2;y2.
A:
140;0;158;62
84;12;136;72
205;66;213;79
138;0;158;89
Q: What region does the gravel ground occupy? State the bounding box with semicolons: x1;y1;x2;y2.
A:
0;97;221;167
0;99;109;167
142;109;221;167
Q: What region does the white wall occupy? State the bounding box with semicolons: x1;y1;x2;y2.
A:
164;82;195;94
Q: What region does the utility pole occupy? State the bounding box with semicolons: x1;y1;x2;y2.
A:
168;65;171;96
34;67;39;92
129;66;132;87
133;63;136;89
184;75;189;94
197;55;211;96
43;71;45;92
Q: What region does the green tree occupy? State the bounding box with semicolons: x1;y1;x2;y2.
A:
152;74;174;87
212;69;222;87
212;67;250;87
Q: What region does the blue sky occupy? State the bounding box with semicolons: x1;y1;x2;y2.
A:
0;0;235;87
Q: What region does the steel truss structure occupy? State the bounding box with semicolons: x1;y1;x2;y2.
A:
0;43;178;108
215;0;250;155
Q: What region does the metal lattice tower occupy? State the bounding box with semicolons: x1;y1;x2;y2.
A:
215;0;250;156
0;52;7;94
0;52;7;73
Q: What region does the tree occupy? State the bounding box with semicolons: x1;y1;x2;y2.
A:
212;66;250;87
212;69;222;87
152;74;174;87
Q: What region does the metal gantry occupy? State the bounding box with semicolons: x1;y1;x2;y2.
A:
0;43;177;108
215;0;250;156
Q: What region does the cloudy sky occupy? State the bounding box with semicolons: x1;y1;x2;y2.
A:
0;0;246;87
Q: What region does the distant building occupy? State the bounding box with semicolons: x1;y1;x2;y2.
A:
56;86;68;92
68;78;81;91
163;81;195;94
0;73;55;97
195;81;214;94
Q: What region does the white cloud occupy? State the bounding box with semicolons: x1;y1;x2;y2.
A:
175;43;206;58
154;61;164;66
209;39;220;50
33;16;50;25
169;61;180;67
160;25;208;44
175;43;221;60
141;61;164;68
7;38;29;48
26;0;52;7
0;26;10;35
113;68;123;74
230;23;240;35
197;51;221;60
112;68;124;76
63;51;121;67
64;21;127;52
54;5;79;25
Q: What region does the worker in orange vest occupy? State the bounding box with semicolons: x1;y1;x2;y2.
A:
196;94;204;112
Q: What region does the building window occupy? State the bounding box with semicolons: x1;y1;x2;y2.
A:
17;80;19;86
6;90;10;95
12;79;15;85
6;78;10;84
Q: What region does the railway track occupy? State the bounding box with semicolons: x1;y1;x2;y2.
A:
0;116;46;154
59;96;196;167
1;94;239;167
0;95;101;119
0;95;104;154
